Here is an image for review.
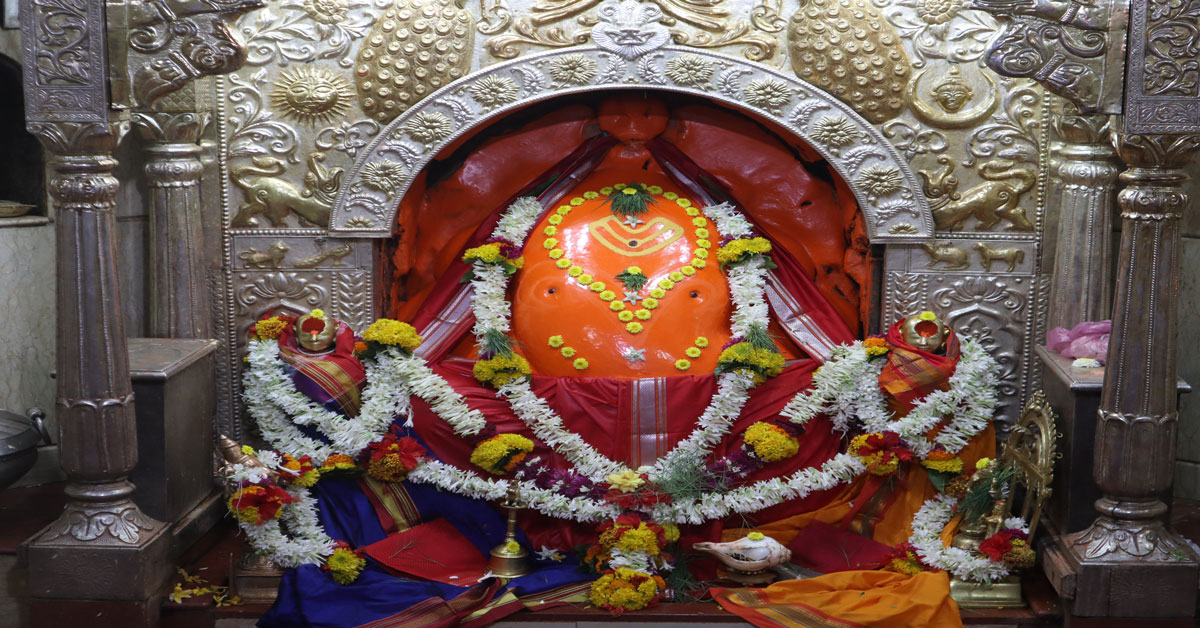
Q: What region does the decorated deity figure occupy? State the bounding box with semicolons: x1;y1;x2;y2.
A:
238;95;1007;628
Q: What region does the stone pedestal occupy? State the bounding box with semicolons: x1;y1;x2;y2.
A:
1038;346;1190;534
128;338;218;523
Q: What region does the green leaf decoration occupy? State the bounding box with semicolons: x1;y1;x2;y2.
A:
600;182;656;217
616;268;649;291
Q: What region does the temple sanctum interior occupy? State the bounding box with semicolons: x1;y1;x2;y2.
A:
5;0;1200;627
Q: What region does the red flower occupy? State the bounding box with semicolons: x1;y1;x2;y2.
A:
979;531;1015;561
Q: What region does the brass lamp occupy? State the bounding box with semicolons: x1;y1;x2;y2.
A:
488;482;530;578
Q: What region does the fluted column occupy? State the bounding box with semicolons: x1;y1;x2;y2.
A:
1055;132;1200;618
23;122;169;600
133;111;212;338
1047;110;1118;329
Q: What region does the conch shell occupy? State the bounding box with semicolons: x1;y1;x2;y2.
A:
693;535;792;573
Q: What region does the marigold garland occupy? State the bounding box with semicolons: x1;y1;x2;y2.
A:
473;352;532;388
589;568;666;615
253;316;289;341
743;422;799;462
362;319;422;352
470;433;535;475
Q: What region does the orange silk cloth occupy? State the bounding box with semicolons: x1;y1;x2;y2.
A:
712;571;963;628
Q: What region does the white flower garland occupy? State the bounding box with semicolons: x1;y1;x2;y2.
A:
243;339;417;460
463;197;775;482
226;460;335;568
780;338;999;458
908;494;1028;583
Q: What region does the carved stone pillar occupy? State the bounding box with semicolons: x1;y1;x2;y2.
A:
1047;109;1117;329
133;111;212;338
1042;132;1200;618
23;122;170;600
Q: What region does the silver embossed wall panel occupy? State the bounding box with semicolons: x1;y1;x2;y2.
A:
212;0;1051;434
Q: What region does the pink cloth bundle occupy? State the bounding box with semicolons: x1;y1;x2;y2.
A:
1047;320;1111;364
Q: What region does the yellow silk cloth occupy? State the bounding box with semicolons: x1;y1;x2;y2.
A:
712;571;962;628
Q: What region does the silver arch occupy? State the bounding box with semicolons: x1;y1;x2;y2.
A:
330;45;934;242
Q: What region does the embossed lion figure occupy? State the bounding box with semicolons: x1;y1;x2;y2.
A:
230;153;342;228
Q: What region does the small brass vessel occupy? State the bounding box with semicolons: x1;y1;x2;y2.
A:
488;482;530;578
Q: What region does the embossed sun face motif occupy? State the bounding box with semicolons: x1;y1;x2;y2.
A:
271;67;352;126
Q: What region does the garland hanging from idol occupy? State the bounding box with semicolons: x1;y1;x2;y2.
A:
230;188;1027;606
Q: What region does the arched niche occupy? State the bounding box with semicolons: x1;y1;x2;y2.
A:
329;45;933;242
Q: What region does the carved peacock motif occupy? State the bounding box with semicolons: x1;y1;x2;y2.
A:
354;0;474;123
787;0;910;124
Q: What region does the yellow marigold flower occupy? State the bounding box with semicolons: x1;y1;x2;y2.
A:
622;187;637;195
626;322;643;334
241;445;255;455
675;359;691;370
463;243;502;264
543;238;558;249
747;531;765;541
561;347;576;358
677;198;693;208
310;308;325;319
589;281;606;292
573;358;589;370
975;457;992;470
691;217;706;227
663;191;678;200
610;301;626;311
681;266;696;276
600;186;614;195
253;316;288;341
685;347;701;358
557;206;572;215
472;353;532;387
326;547;366;585
865;345;889;357
919;310;937;321
695;336;709;347
694;248;709;259
470;433;534;475
606;469;644;492
662;523;680;543
614;526;661;555
685;207;700;217
649;289;666;299
544;226;558;236
618;311;634;322
642;298;658;309
548;335;564;348
570;197;586;206
633;309;650;321
505;540;521;553
696;239;712;249
627;266;642;274
744;422;799;462
568;266;583;277
599;290;616;301
583;191;599;199
921;456;964;474
362;319;423;351
669;272;684;282
692;259;707;269
695;227;709;238
647;185;663;195
614;183;627;190
549;249;564;259
578;274;593;284
555;258;572;269
548;214;563;225
659;279;675;290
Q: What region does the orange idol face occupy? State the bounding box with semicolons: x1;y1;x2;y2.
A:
511;174;733;378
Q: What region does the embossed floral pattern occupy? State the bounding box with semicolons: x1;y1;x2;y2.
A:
549;55;597;85
665;55;714;86
303;0;349;23
810;116;861;149
405;112;453;144
913;0;964;24
744;79;792;112
470;75;520;107
345;216;375;228
889;222;919;234
859;166;904;197
362;161;406;194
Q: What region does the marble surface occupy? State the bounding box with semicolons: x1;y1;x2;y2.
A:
0;222;56;441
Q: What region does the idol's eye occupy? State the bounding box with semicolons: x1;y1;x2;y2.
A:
690;291;699;298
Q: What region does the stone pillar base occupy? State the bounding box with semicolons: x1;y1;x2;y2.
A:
22;503;172;601
1042;522;1199;618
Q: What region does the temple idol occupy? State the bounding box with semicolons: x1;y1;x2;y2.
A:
2;0;1199;627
